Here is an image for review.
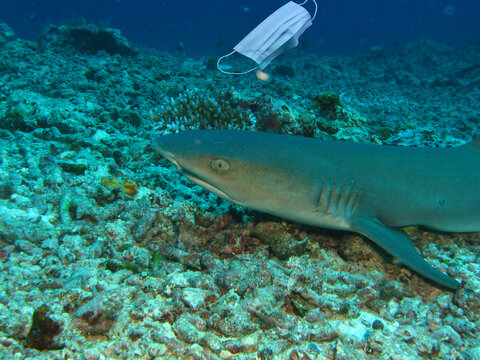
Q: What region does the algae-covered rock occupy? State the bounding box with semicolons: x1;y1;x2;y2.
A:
59;161;87;175
38;24;138;56
250;221;308;260
0;23;14;46
309;92;369;140
311;93;342;120
25;305;61;350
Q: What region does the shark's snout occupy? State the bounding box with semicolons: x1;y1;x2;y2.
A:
152;136;171;154
153;136;182;170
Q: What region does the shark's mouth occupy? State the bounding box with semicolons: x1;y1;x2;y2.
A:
182;170;242;206
159;150;242;205
159;150;182;170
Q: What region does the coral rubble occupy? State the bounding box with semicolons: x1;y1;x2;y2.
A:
0;21;479;359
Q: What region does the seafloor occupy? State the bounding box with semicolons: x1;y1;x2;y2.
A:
0;23;480;360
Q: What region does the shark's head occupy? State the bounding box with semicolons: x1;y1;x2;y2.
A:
153;130;303;209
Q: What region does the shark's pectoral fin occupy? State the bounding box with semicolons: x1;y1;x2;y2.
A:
351;215;460;290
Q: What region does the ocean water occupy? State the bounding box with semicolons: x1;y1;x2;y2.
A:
1;1;480;359
1;0;480;55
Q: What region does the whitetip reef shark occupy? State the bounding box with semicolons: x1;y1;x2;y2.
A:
153;130;479;290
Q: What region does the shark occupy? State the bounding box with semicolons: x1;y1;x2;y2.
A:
153;130;480;289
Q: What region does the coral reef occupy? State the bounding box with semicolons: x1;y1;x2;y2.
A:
38;24;138;56
0;22;479;360
151;88;257;134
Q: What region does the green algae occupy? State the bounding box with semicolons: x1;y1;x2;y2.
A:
105;259;140;273
311;93;342;120
59;162;87;175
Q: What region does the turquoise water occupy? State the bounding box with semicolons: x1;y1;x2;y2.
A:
0;1;479;358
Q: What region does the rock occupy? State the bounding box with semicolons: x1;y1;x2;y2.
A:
38;24;138;56
0;23;14;46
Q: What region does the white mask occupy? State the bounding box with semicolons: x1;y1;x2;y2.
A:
217;0;317;75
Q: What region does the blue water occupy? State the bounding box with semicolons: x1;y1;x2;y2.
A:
1;0;480;55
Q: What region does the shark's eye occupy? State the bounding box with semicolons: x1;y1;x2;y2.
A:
210;159;230;172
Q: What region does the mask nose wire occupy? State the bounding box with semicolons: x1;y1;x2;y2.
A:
298;0;318;21
217;51;259;75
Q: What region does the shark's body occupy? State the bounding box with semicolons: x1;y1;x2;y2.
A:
153;130;480;289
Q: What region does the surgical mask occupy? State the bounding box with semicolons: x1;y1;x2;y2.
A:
217;0;317;75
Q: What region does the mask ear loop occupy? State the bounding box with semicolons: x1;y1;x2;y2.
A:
298;0;318;21
217;50;260;75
